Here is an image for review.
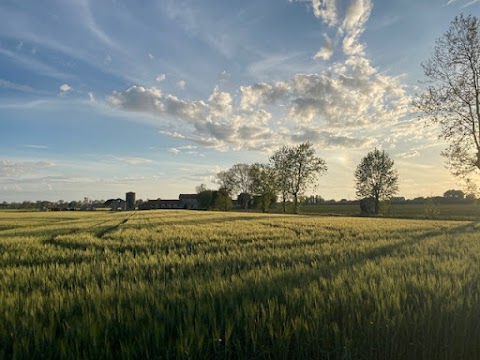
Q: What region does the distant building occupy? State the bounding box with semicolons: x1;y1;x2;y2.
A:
179;194;199;209
105;198;126;211
126;192;136;210
139;194;199;210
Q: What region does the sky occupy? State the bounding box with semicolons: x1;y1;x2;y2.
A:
1;0;479;202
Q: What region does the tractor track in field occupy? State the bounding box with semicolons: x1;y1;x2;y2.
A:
42;213;135;250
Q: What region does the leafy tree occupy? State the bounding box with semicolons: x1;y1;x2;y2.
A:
215;171;234;211
287;143;328;214
195;184;214;209
214;190;232;211
224;164;253;211
415;14;480;178
195;183;208;194
359;197;376;216
289;142;327;213
354;149;399;215
443;189;465;199
249;163;278;212
270;146;292;213
197;190;213;209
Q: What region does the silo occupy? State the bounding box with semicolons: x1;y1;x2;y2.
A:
126;192;136;211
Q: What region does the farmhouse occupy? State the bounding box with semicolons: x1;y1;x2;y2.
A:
139;194;199;210
105;198;126;211
106;192;199;211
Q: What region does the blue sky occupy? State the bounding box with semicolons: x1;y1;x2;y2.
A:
1;0;479;202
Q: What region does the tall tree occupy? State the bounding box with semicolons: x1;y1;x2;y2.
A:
415;14;480;178
270;146;293;212
287;143;328;214
226;164;253;211
215;171;234;211
354;149;399;215
249;163;278;212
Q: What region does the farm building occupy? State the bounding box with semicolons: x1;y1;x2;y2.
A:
126;192;135;211
105;198;126;211
139;194;199;210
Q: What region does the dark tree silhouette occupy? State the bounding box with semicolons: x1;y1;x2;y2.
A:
415;14;480;179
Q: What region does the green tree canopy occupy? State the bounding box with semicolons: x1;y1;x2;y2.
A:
354;148;399;215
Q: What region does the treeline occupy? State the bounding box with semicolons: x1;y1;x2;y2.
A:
302;191;477;206
195;142;327;213
199;144;399;214
0;198;107;211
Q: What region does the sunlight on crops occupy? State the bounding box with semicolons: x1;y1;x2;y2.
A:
1;210;479;359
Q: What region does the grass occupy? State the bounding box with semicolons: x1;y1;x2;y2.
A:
1;210;480;359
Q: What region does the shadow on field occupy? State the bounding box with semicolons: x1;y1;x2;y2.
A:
0;253;97;268
136;215;283;228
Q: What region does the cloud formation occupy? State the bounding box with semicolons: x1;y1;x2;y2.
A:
309;0;339;26
107;0;410;152
176;80;186;90
0;160;53;178
314;34;334;60
109;85;276;150
59;84;72;93
240;57;409;128
0;79;43;94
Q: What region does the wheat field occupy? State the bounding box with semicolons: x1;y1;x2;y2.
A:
1;210;479;359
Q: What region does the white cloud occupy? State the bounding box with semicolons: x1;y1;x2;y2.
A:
447;0;480;6
168;146;205;157
314;34;334;60
114;157;153;165
240;81;289;110
88;92;95;102
176;80;186;89
309;0;373;62
168;148;181;155
396;150;420;159
109;85;277;150
290;128;375;149
340;0;373;56
159;130;186;139
241;57;410;128
208;86;233;118
156;73;166;82
148;53;154;60
59;84;72;92
0;79;43;94
310;0;339;26
109;51;410;151
0;160;53;178
461;0;480;6
107;0;411;153
24;144;48;149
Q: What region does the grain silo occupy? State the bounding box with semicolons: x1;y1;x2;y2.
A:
126;192;136;211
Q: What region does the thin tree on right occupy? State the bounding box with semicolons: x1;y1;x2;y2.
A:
354;149;399;215
415;14;480;180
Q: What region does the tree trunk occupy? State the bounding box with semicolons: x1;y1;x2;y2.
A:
282;195;286;213
293;194;298;214
374;196;379;215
